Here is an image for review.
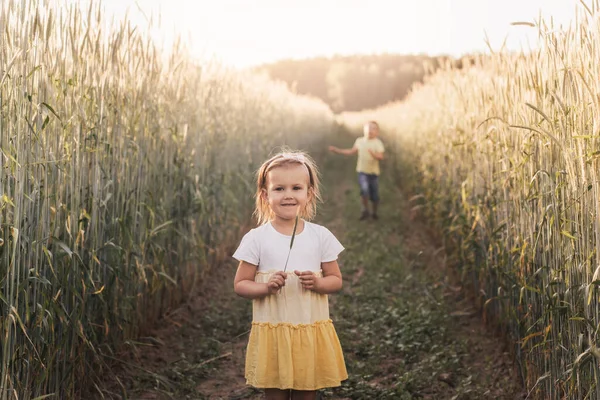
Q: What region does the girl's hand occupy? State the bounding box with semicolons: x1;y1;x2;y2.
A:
295;270;320;291
267;271;288;294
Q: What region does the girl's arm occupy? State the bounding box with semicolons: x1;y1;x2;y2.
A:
295;260;343;294
234;261;287;299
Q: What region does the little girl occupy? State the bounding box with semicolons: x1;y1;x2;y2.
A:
233;150;347;400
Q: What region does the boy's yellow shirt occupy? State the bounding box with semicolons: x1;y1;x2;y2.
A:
353;137;385;175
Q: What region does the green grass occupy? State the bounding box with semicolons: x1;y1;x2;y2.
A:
318;148;459;399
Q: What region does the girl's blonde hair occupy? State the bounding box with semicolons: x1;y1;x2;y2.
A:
255;150;321;225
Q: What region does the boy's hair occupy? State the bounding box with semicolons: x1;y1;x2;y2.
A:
255;150;321;225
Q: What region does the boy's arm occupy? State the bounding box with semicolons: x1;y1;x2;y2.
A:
328;145;358;156
369;142;385;160
368;149;384;160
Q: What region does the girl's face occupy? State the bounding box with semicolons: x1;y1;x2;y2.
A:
263;163;311;222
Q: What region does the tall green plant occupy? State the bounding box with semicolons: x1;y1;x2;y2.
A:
0;0;334;397
342;2;600;398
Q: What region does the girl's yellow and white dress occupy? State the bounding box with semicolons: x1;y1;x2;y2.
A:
233;221;348;390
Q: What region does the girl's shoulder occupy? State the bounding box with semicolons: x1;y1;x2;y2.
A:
303;221;323;231
304;221;336;237
247;223;270;237
305;222;344;256
239;223;270;241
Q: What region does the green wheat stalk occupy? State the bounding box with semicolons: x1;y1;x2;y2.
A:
283;213;299;272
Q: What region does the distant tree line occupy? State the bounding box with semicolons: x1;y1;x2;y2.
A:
254;54;466;112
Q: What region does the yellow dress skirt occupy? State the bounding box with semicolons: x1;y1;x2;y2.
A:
245;271;348;391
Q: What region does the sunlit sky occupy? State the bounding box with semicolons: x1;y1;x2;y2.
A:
95;0;581;68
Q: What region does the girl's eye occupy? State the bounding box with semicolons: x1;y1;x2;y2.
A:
293;186;302;190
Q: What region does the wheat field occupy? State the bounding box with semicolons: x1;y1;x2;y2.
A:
0;0;334;398
7;0;600;398
345;2;600;398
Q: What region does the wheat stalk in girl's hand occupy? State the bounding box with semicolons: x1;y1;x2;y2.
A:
283;210;300;272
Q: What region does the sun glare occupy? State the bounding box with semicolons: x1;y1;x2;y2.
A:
83;0;578;67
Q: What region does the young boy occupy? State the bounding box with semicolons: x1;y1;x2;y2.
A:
328;121;385;220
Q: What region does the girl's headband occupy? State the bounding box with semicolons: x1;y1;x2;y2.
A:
261;154;314;187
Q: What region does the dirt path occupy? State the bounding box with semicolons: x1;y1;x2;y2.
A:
95;141;525;399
